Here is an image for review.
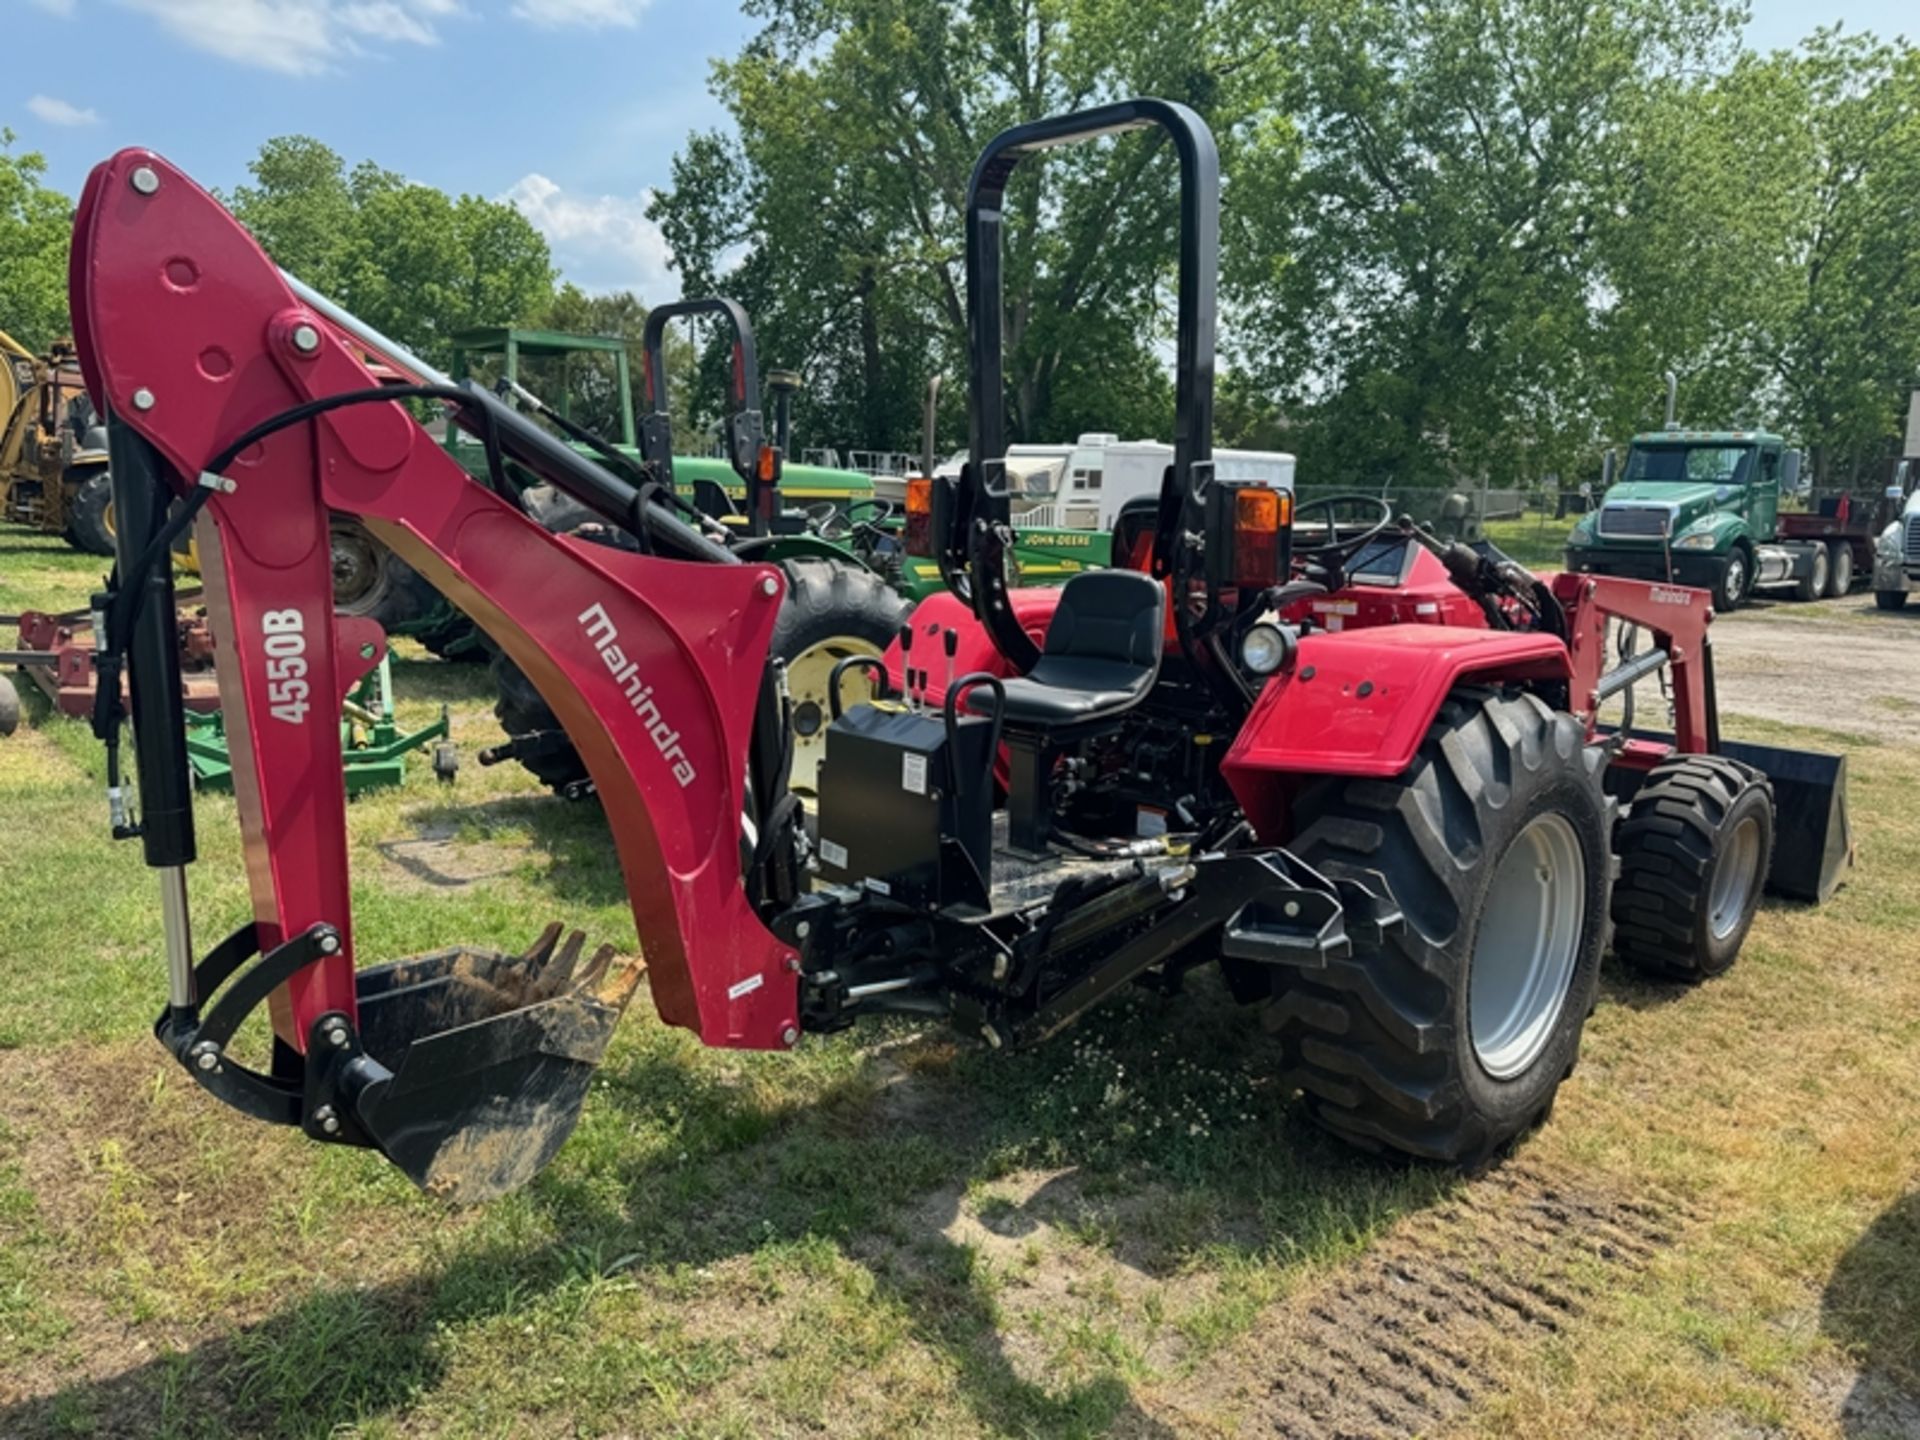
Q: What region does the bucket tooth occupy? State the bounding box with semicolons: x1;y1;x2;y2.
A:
342;926;647;1204
528;929;589;998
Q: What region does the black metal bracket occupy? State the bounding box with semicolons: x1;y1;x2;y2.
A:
1218;851;1358;969
153;921;350;1129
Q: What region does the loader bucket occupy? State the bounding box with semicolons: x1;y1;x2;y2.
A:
342;925;646;1203
1720;739;1853;904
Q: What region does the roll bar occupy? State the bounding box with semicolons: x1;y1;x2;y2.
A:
639;297;774;534
951;98;1221;671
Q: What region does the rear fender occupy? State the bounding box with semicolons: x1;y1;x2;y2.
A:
1221;626;1572;840
739;533;879;574
881;589;1059;703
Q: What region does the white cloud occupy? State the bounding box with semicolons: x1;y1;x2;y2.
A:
26;95;102;127
502;172;676;298
511;0;649;29
117;0;452;76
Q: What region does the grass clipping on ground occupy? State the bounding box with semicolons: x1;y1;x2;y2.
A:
0;528;1915;1439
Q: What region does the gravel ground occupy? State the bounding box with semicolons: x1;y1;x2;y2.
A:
1707;590;1919;744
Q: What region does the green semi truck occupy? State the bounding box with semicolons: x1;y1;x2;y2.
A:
1564;422;1875;611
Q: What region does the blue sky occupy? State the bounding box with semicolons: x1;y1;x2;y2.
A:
5;0;1912;302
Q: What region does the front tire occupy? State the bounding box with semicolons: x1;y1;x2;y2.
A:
64;469;115;557
1611;755;1773;982
1719;546;1751;612
1264;688;1611;1164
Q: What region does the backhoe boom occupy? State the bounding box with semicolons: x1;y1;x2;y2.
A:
70;149;804;1198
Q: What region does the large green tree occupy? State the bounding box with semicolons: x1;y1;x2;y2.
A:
1603;29;1920;483
1747;30;1920;484
652;0;1295;456
0;133;75;354
226;138;556;371
1232;0;1747;491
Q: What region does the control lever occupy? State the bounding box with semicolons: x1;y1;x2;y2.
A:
942;628;958;706
898;624;918;713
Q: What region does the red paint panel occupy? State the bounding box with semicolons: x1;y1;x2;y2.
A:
1221;625;1571;836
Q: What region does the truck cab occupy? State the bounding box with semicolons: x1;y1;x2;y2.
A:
1871;458;1919;611
1564;428;1820;610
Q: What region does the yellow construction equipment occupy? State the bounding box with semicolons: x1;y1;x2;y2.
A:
2;327;116;555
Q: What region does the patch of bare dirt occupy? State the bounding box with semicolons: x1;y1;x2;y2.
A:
1135;1160;1700;1439
1809;1360;1920;1440
1711;597;1920;744
375;819;529;889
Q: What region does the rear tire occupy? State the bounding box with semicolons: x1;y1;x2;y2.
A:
1610;755;1773;982
1824;542;1853;598
64;469;115;557
1263;688;1611;1165
0;674;20;737
773;559;911;796
1792;544;1828;602
331;517;435;631
1876;590;1908;612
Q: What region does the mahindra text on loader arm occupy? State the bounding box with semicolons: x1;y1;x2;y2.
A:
67;102;1849;1204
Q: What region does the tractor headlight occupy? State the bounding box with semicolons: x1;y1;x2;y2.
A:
1240;622;1292;675
1671;532;1718;551
1879;525;1903;560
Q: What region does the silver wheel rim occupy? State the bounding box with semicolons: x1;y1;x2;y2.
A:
1724;556;1745;605
1709;813;1762;941
1469;813;1586;1081
330;523;388;614
1811;548;1827;592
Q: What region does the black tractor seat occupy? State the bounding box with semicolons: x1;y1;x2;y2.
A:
970;569;1165;855
993;656;1153;726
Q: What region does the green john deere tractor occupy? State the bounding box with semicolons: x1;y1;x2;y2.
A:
327;322;902;664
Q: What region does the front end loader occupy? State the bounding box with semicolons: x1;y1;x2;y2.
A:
67;100;1850;1203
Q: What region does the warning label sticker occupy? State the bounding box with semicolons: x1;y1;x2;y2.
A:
902;753;928;795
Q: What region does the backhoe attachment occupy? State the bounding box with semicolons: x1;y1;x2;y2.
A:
71;149;800;1201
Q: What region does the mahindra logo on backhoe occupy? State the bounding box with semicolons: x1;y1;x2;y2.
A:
578;604;697;787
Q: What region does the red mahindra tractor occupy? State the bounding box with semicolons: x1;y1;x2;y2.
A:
68;101;1849;1204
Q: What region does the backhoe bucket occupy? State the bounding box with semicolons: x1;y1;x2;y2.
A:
340;924;646;1203
1720;739;1853;903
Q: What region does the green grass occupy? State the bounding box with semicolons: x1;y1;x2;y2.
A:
1;522;1916;1438
1482;512;1572;568
0;529;106;618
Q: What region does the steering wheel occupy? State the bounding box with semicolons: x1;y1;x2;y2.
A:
804;500;851;539
1291;493;1394;577
847;497;894;528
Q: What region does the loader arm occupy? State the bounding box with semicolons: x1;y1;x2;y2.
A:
69;151;802;1178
